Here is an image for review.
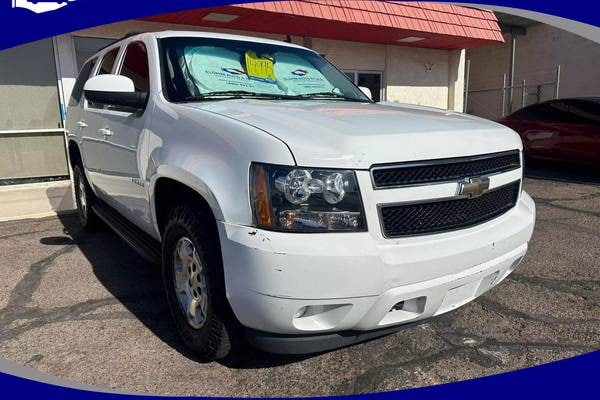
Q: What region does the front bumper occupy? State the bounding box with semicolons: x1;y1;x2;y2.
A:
217;191;535;340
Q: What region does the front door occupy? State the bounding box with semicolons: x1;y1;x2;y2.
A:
87;41;153;231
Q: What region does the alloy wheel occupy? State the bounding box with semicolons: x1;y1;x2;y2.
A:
172;237;209;329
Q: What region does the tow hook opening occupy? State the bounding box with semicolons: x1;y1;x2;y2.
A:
391;301;405;311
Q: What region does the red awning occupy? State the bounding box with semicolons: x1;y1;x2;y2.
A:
143;1;503;49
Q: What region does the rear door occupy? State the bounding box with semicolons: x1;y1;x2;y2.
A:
80;46;121;193
66;56;96;165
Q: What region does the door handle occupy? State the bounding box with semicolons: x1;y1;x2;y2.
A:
77;120;88;128
99;128;114;137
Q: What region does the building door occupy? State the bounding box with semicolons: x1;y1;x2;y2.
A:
343;70;384;102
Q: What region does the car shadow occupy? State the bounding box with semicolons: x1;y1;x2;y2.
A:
42;213;310;369
524;158;600;185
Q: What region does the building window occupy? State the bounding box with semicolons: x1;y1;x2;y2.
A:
343;70;384;102
0;39;69;186
73;36;115;71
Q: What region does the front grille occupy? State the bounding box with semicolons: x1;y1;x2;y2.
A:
380;181;520;237
371;150;520;188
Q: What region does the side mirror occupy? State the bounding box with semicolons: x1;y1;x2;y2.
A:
359;86;372;100
84;75;147;109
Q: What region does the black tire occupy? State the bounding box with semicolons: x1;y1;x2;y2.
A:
162;204;236;360
73;164;101;231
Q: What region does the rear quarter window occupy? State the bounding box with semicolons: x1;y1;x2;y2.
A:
97;47;120;75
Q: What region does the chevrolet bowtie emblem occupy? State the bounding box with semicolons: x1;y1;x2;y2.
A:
458;177;490;198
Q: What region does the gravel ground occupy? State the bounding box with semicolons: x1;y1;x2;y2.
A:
0;173;599;397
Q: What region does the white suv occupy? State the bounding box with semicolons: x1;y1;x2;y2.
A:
66;31;535;359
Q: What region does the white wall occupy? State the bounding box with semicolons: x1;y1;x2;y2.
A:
466;23;600;120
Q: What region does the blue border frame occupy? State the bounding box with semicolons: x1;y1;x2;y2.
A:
2;350;599;398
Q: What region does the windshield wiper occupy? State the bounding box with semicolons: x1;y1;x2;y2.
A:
291;92;369;102
180;90;369;102
183;90;288;101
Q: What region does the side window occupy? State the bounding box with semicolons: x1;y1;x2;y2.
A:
97;47;119;75
120;42;149;93
518;102;570;122
88;47;120;109
564;100;600;125
546;101;587;124
68;58;96;107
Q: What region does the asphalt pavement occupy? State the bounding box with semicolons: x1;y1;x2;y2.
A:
0;171;599;397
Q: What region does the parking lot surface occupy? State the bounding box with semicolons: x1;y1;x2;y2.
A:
0;173;599;397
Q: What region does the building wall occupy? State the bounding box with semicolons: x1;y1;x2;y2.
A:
466;23;600;120
309;37;464;110
0;37;74;221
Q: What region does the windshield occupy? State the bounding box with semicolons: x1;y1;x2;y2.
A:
159;37;371;102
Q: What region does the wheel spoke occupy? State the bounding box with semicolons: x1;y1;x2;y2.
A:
78;180;87;214
200;293;208;316
187;297;200;320
177;240;192;265
174;265;186;291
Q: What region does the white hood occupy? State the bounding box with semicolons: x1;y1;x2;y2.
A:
183;99;522;169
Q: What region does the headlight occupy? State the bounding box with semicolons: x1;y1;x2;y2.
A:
250;163;367;232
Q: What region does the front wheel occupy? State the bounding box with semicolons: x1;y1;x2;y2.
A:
162;205;235;360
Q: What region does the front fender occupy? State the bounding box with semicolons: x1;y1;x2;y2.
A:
146;99;296;240
148;166;224;240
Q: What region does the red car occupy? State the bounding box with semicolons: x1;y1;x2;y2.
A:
498;98;600;167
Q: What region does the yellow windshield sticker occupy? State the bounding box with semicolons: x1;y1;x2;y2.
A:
245;51;276;83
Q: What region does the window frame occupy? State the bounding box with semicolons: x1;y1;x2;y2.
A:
96;46;121;76
85;45;123;110
83;40;150;116
116;40;151;95
342;69;385;102
68;57;97;107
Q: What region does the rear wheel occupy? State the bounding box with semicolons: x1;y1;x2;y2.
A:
73;164;101;231
162;204;235;360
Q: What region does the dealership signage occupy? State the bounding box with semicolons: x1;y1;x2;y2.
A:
11;0;76;14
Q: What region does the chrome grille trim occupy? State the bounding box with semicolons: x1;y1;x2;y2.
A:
370;150;521;189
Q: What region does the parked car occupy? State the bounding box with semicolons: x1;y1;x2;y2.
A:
498;98;600;167
66;31;535;360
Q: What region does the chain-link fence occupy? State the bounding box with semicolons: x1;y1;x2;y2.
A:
464;65;561;121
